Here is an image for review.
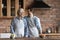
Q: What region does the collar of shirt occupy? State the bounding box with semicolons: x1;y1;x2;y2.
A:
16;17;24;20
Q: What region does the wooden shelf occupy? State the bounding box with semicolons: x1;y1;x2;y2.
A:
0;16;15;19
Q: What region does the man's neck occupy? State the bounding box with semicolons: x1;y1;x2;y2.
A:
18;16;23;19
30;15;34;18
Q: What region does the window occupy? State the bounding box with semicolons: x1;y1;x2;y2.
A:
0;0;24;17
2;0;7;16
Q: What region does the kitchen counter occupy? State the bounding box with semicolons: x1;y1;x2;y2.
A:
0;38;59;40
0;33;60;39
0;33;11;38
40;33;60;39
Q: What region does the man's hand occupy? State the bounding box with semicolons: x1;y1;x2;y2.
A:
39;34;44;38
10;34;16;39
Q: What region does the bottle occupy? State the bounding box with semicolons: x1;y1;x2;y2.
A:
10;34;16;39
46;27;52;34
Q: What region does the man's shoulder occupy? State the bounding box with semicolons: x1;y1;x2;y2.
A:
24;16;27;19
33;16;40;22
23;17;27;22
12;17;18;21
34;16;39;19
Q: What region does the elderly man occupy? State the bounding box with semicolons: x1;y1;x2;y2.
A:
10;8;28;38
25;9;42;37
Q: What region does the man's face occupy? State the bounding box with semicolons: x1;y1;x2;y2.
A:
19;12;24;17
28;11;33;17
18;9;25;17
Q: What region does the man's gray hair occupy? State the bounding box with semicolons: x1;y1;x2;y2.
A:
17;8;24;15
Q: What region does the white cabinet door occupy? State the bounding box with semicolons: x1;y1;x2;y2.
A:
0;33;11;38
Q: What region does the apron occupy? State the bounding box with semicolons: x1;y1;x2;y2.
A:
15;19;24;37
27;17;39;37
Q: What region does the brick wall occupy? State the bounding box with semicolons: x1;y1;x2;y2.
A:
33;8;59;33
25;0;34;9
25;0;60;33
0;0;60;33
0;18;11;33
32;0;60;33
43;0;60;8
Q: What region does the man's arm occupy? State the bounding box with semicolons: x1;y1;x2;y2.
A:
10;19;15;34
34;17;42;34
24;19;28;37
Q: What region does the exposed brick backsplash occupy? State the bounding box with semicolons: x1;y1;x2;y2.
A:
0;8;59;33
43;0;60;8
0;0;60;33
0;19;11;33
33;8;59;33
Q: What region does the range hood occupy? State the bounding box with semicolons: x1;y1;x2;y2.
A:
27;0;50;9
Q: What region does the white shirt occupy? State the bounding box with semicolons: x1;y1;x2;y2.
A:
15;19;24;37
